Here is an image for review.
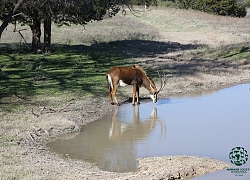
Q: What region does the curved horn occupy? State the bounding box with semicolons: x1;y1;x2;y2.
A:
157;70;167;94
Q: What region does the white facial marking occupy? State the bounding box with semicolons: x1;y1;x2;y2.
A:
150;94;157;103
150;84;153;89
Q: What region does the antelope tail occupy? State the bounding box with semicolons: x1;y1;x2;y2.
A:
106;74;113;93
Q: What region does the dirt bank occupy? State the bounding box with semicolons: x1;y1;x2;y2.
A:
8;95;232;180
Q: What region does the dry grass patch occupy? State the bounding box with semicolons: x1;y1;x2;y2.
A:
127;7;250;47
1;14;160;45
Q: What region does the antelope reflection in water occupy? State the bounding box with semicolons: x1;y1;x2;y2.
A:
108;106;166;141
48;106;166;172
100;106;166;172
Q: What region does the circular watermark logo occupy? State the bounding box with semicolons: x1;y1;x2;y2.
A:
229;147;248;166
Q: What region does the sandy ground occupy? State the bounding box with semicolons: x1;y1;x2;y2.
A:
2;7;250;180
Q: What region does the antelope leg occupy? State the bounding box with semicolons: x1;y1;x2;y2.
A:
132;85;137;105
112;85;120;106
136;86;140;104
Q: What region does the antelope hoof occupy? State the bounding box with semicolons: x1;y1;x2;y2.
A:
111;102;115;105
116;103;121;106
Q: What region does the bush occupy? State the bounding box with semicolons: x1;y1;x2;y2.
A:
128;0;160;6
175;0;247;17
247;0;250;7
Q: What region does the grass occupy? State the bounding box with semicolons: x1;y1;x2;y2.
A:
128;7;250;47
0;14;162;109
201;44;250;64
1;8;250;109
1;40;171;101
0;44;127;106
0;39;204;108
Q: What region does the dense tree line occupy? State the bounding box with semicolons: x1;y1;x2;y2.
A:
175;0;247;17
0;0;124;52
130;0;247;17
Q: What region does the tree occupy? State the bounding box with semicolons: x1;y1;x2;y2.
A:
0;0;122;52
0;0;24;39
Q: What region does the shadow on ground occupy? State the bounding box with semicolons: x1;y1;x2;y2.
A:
0;40;204;101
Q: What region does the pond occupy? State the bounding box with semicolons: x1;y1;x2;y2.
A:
47;83;250;179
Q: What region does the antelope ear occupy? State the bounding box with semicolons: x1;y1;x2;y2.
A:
150;84;152;89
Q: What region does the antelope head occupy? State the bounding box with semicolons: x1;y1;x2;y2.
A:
149;83;158;103
150;71;166;103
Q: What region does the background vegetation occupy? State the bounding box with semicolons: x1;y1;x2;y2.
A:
1;0;248;55
131;0;247;17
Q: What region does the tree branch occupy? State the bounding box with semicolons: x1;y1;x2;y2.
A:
32;99;75;117
0;0;24;39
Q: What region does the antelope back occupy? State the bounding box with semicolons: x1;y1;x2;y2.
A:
107;66;143;86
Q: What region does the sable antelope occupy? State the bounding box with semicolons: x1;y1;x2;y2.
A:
106;65;166;105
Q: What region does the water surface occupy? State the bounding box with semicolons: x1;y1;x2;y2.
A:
48;84;250;179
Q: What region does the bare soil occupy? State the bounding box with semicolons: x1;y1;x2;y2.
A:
5;97;231;180
2;7;250;180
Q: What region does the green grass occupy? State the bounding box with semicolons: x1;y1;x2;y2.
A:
202;44;250;62
221;45;250;59
2;40;189;111
0;44;133;102
0;13;162;108
1;40;250;110
2;7;250;110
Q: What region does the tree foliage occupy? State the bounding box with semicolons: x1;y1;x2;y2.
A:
118;0;247;17
175;0;247;17
0;0;24;39
0;0;122;27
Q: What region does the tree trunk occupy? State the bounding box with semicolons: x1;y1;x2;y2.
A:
30;19;41;52
0;0;24;39
43;17;51;53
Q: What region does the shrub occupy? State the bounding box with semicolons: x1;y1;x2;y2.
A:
175;0;247;17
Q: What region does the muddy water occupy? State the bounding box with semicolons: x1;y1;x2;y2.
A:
48;84;250;178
